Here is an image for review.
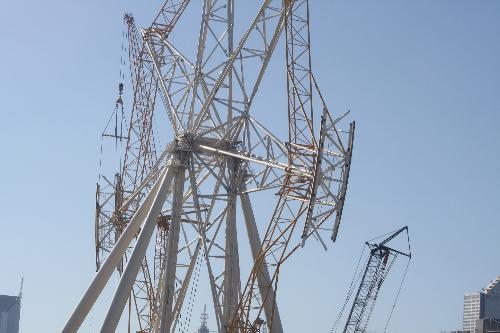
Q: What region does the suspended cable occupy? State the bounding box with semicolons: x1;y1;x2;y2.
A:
366;227;404;244
331;227;411;333
330;244;367;333
383;258;410;333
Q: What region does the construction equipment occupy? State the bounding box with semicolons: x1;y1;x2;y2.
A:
331;227;411;333
62;1;354;332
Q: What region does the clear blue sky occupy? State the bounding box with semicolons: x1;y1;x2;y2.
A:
0;1;499;332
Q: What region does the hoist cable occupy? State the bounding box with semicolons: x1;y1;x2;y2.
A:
383;257;410;333
330;244;367;333
366;227;403;244
383;228;411;333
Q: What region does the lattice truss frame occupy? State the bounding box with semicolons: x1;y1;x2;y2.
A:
66;1;355;333
340;226;411;333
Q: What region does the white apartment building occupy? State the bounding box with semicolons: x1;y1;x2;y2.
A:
463;292;482;332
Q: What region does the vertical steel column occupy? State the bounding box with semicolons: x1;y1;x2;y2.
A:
239;182;284;333
222;1;237;329
61;165;173;333
159;152;188;332
226;0;234;124
113;173;124;274
99;166;175;332
189;0;209;130
223;157;241;330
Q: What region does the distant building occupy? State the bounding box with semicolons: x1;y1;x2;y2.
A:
463;276;500;332
486;277;500;294
476;318;500;333
484;276;500;319
0;295;21;333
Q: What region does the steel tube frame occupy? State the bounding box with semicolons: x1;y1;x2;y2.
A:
222;157;241;330
170;239;202;332
197;144;311;178
99;165;175;332
61;164;173;333
188;160;225;332
159;152;188;332
239;182;284;333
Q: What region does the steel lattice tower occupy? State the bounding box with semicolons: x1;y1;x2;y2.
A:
64;1;355;332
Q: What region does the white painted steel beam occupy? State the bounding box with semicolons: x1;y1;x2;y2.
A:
196;144;311;178
159;153;188;332
187;161;224;332
170;240;201;332
99;166;175;332
61;164;173;333
222;158;241;330
239;182;284;333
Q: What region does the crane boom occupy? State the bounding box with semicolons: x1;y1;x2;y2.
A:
92;2;191;333
342;227;411;333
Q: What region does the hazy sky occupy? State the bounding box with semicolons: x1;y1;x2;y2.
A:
0;1;499;333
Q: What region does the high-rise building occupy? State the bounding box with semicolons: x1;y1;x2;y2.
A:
463;276;500;332
0;295;21;333
463;293;482;332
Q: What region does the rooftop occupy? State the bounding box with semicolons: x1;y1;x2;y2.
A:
0;295;20;313
484;276;500;295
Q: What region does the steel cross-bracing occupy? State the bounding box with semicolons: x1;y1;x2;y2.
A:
228;1;354;332
63;1;355;333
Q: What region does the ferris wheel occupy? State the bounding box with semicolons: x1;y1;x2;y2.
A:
63;1;354;332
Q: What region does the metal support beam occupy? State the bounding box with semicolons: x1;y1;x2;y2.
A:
99;166;175;332
61;165;173;333
158;152;188;332
226;0;234;124
170;240;202;332
239;182;284;333
223;157;241;331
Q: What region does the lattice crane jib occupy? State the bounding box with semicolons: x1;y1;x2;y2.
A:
94;4;192;332
341;227;411;333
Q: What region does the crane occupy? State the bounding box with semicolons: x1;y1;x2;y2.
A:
332;227;411;333
95;3;191;332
